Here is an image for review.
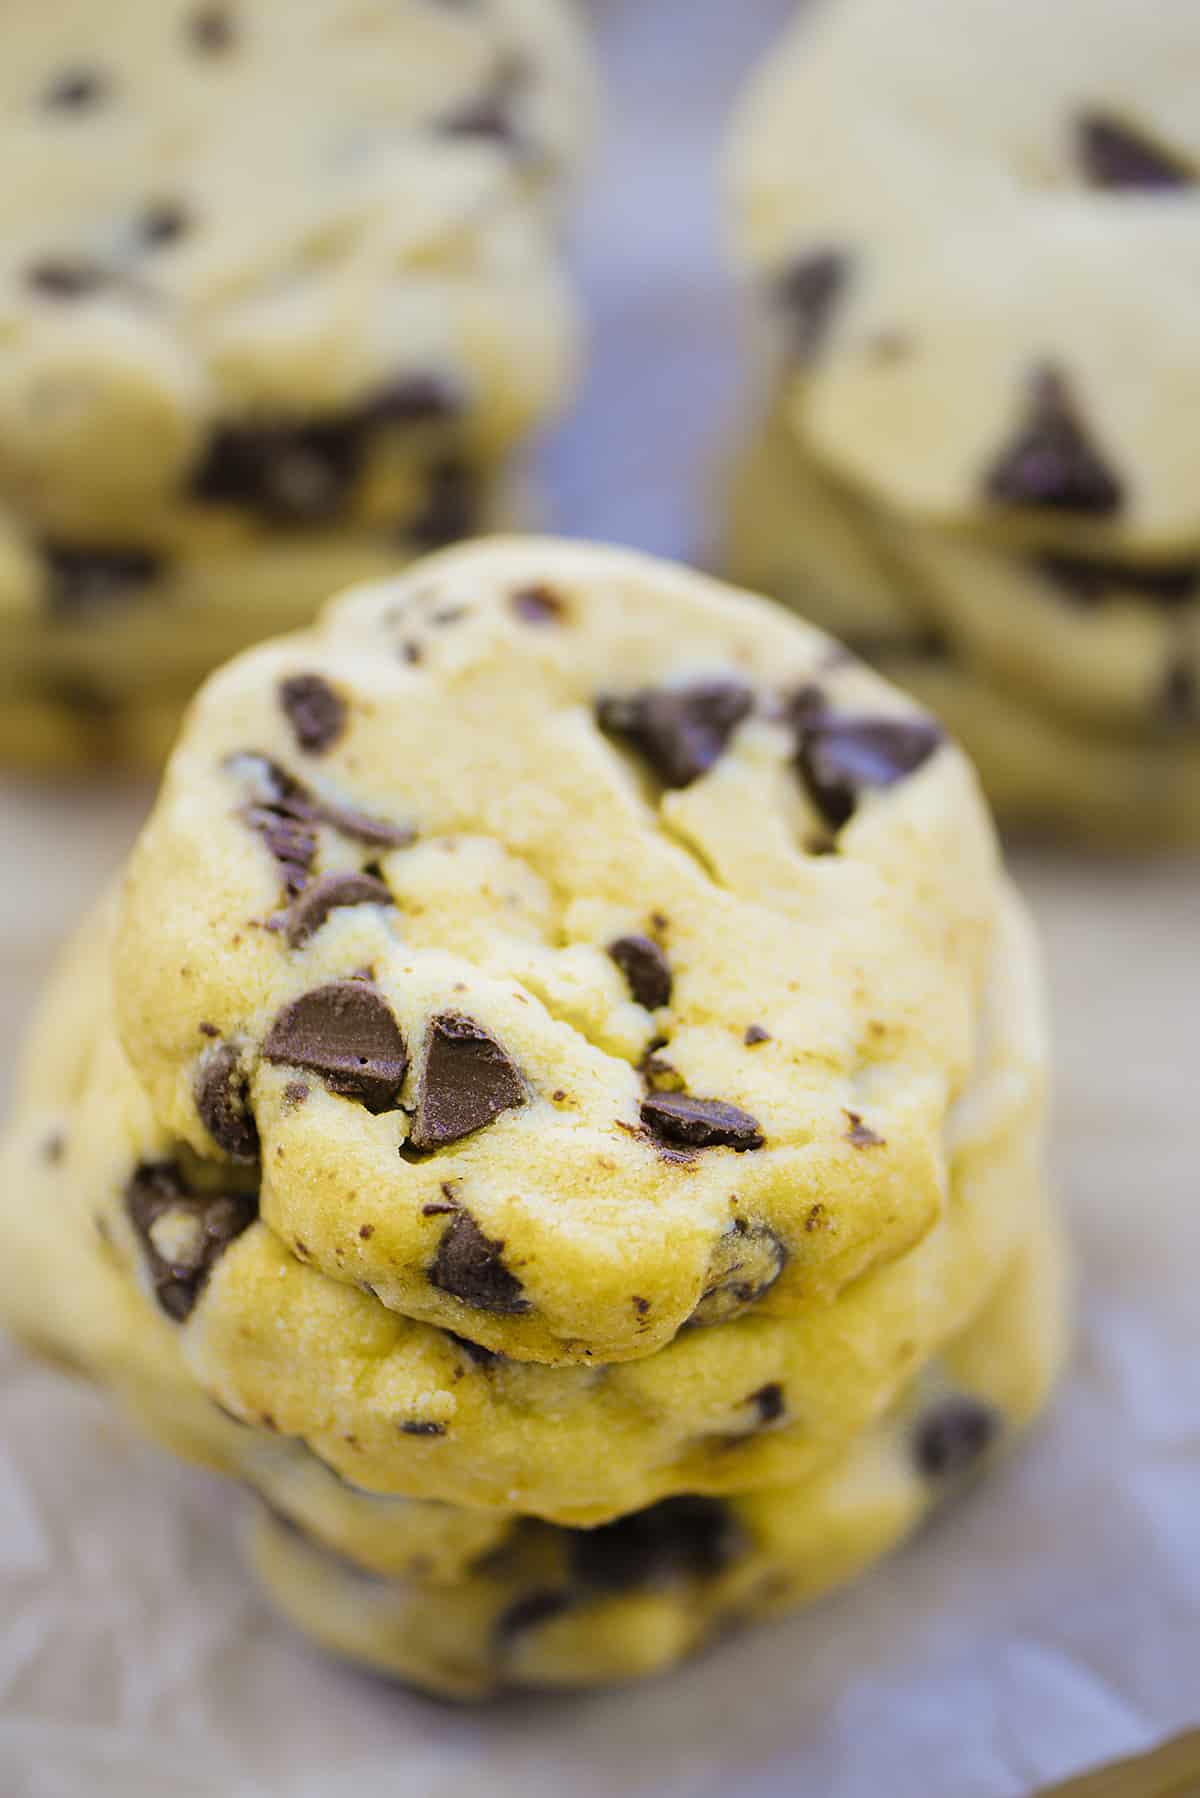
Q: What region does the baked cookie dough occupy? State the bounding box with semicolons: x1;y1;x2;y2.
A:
249;1213;1070;1698
113;537;1005;1370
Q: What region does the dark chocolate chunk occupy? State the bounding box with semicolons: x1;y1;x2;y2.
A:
191;416;367;525
277;871;392;949
27;259;110;299
596;680;754;788
743;1024;770;1046
410;1013;526;1151
125;1161;257;1322
278;673;347;755
263;981;407;1112
399;1420;447;1438
430;1210;529;1314
189;6;236;52
691;1219;787;1327
227;753;320;895
495;1590;571;1646
570;1496;745;1592
747;1382;785;1427
316;798;415;850
641;1092;764;1152
510;584;566;626
985;367;1122;516
436;55;526;147
772;249;850;360
43;68;108;111
844;1110;885;1149
608;934;672;1010
407;457;479;549
914;1398;1000;1481
138;202;190;248
194;1041;259;1163
42;542;163;617
1034;551;1199;608
794;706;944;831
1076;111;1194;191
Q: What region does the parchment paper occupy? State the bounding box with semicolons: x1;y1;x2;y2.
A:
1;3;1197;1792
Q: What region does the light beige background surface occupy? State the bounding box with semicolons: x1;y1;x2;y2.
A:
1;3;1197;1793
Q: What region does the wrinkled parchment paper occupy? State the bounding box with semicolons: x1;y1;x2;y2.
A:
1;3;1197;1792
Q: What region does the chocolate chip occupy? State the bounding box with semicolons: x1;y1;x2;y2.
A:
985;367;1122;516
1076;111;1193;191
410;1014;526;1151
495;1590;571;1646
1035;551;1199;608
743;1024;770;1046
430;1210;528;1314
125;1161;257;1322
844;1110;884;1149
366;374;461;427
596;681;754;788
914;1399;1000;1480
747;1382;785;1427
792;702;944;831
191;417;367;525
511;584;566;626
609;935;672;1010
276;871;392;948
437;56;526;147
27;259;110;299
263;981;407;1112
188;8;236;54
569;1497;745;1592
138;202;190;248
194;1042;259;1163
772;250;850;360
407;457;479;549
399;1420;446;1437
43;68;108;110
278;674;347;755
691;1220;787;1327
316;799;415;851
42;542;163;617
227;754;320;895
640;1092;764;1151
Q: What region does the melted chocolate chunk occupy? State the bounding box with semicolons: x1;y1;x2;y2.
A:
125;1161;257;1322
42;542;163;617
277;871;392;949
915;1398;1000;1480
43;68;108;110
1035;551;1199;608
510;584;566;626
1076;111;1194;191
430;1210;528;1314
278;673;347;755
263;981;407;1112
410;1013;526;1151
191;416;367;525
641;1092;764;1151
792;699;944;831
226;753;413;894
495;1590;571;1645
985;367;1122;516
569;1496;745;1591
408;457;479;548
608;934;672;1010
772;249;850;361
194;1041;259;1163
596;680;754;788
27;258;110;299
748;1382;785;1427
691;1220;787;1327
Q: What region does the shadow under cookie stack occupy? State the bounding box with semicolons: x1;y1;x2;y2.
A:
0;0;590;769
724;0;1200;849
0;537;1068;1697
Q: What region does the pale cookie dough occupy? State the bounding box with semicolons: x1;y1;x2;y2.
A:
729;0;1200;555
114;537;1005;1368
249;1214;1071;1699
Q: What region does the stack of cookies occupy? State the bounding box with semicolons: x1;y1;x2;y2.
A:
725;0;1200;848
0;0;590;769
0;539;1068;1697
